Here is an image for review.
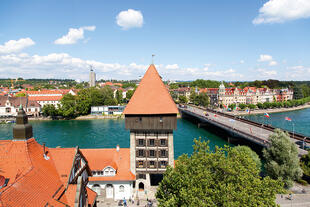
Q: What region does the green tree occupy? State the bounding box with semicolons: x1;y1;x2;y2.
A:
234;145;262;170
126;90;135;100
189;89;198;104
42;104;59;117
115;90;123;104
263;129;303;188
59;94;76;118
178;95;188;104
197;92;209;107
300;151;310;182
156;139;283;207
238;103;247;110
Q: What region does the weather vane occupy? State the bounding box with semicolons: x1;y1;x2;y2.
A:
152;54;155;64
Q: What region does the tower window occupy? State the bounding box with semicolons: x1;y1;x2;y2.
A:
138;150;144;157
160;161;167;168
160;139;166;146
150;161;155;168
149;139;155;146
138;161;144;168
149;150;155;157
138;139;144;146
160;150;166;157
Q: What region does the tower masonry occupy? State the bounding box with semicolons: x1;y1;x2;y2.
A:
124;64;178;197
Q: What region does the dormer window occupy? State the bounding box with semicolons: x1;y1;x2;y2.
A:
103;166;116;176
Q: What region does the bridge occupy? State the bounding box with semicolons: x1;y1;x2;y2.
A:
178;105;309;156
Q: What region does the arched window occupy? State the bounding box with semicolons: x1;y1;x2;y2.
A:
119;185;124;192
138;182;144;191
103;167;116;176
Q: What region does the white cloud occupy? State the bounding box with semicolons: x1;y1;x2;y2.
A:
240;60;245;64
257;68;277;77
116;9;144;30
290;65;304;70
269;60;278;66
0;38;35;54
166;64;179;70
54;26;96;45
258;54;273;62
253;0;310;24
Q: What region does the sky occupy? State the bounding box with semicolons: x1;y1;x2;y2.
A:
0;0;310;81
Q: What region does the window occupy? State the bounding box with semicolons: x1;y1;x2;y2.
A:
149;139;155;146
160;150;166;157
160;161;166;168
159;116;163;123
160;139;166;146
149;150;155;157
138;150;144;157
150;161;155;168
138;139;144;146
138;161;144;168
119;185;124;192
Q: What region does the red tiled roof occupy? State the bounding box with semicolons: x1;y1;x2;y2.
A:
124;64;178;115
0;138;93;207
28;96;62;101
0;138;66;206
87;187;97;206
81;148;135;181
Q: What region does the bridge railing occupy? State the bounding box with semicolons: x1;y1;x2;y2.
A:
179;107;269;146
179;104;309;143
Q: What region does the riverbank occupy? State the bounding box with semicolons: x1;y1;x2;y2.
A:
229;104;310;116
75;114;124;120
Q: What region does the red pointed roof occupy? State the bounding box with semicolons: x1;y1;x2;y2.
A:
124;64;178;115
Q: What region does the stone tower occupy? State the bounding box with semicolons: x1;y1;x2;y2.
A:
13;105;33;140
89;67;96;87
124;64;178;197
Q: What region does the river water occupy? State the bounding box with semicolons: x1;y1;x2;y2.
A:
1;108;309;159
243;108;310;137
0;118;230;159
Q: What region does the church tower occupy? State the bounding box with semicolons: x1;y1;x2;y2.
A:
124;64;178;197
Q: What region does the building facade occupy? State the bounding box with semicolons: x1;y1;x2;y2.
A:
124;64;178;199
91;105;125;115
81;148;135;201
0;96;41;117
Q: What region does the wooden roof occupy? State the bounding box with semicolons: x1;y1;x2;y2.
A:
124;64;178;115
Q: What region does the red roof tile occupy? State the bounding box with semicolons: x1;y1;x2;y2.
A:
124;64;178;115
81;148;135;181
28;96;62;101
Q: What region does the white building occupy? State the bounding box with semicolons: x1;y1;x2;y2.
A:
0;96;41;117
91;105;125;115
81;148;135;201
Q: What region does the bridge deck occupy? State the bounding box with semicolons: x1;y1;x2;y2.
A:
179;105;308;156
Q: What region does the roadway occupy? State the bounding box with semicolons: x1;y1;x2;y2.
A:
180;105;308;156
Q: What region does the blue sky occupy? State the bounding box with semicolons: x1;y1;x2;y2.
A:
0;0;310;81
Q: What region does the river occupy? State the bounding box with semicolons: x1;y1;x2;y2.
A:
0;118;230;159
1;108;309;159
243;108;310;137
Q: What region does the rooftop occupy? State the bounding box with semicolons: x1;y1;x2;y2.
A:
124;64;178;115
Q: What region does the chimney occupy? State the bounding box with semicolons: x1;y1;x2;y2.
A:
13;105;33;140
116;144;120;152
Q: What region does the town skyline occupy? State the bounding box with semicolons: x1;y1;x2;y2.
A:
1;0;310;81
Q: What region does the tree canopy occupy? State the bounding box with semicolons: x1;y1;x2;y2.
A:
263;129;303;188
156;139;283;207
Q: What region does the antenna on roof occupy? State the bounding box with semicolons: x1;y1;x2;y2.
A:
152;54;155;65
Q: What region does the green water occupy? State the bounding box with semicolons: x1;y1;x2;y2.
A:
244;108;310;137
0;118;230;159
